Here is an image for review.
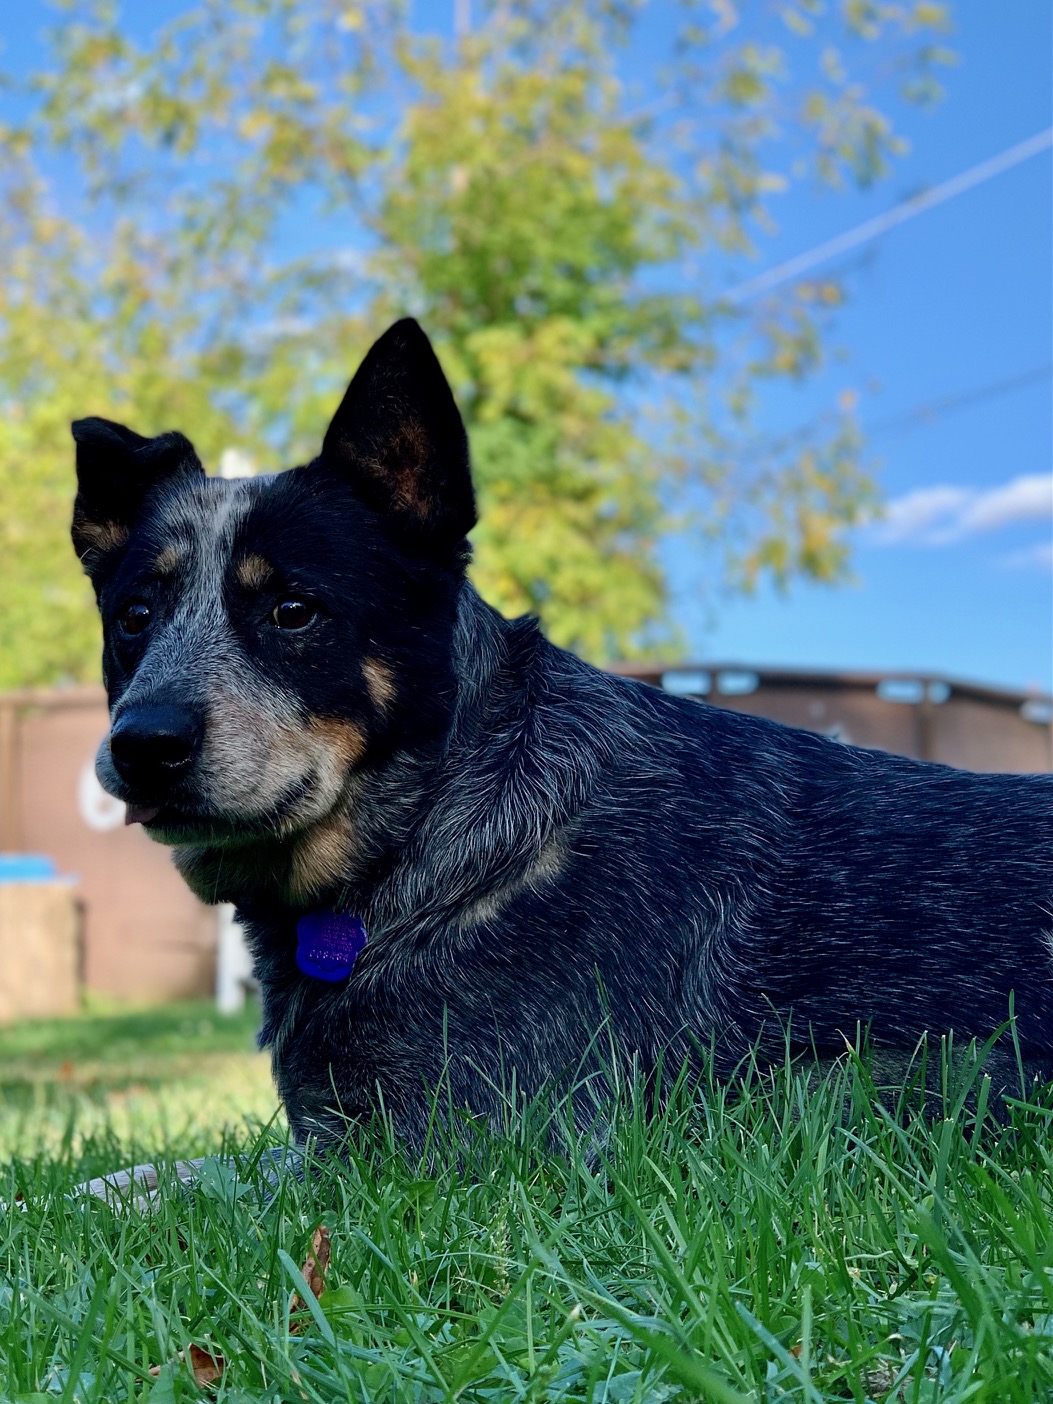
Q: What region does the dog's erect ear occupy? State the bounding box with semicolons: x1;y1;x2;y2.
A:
321;319;476;551
71;417;204;572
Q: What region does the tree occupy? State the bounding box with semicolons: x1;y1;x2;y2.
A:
0;0;954;685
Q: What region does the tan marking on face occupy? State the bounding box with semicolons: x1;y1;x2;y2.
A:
362;658;396;713
73;518;129;558
307;716;368;769
287;809;358;903
236;553;274;590
153;543;182;576
199;688;361;824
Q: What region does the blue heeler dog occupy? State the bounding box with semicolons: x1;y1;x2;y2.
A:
71;318;1053;1153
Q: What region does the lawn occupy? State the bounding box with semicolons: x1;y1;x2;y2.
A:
2;1005;1052;1403
0;1000;278;1166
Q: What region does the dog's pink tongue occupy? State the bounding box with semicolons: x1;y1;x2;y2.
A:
125;804;161;826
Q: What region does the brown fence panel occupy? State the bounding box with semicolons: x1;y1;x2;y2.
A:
927;694;1050;773
609;664;1053;774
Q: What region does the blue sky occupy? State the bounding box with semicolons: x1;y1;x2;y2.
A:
668;3;1052;692
2;2;1050;692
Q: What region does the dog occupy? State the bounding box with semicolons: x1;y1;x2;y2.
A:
71;317;1053;1151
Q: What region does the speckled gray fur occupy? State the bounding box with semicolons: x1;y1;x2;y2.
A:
71;319;1053;1153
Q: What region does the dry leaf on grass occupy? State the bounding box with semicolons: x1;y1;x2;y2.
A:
187;1345;225;1388
148;1344;225;1388
290;1224;331;1331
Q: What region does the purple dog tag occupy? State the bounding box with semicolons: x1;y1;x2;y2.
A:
295;911;368;982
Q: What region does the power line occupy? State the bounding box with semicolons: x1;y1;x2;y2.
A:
866;363;1053;441
724;128;1053;305
732;363;1052;464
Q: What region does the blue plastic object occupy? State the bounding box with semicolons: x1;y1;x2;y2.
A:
0;853;59;884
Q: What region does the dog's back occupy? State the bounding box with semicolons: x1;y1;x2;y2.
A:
619;661;1053;1060
251;595;1053;1144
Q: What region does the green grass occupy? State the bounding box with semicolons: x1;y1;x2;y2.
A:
0;1000;278;1166
2;1008;1053;1402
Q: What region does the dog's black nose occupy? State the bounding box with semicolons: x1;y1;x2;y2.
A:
109;705;201;787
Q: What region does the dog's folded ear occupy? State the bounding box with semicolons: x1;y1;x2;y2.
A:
321;319;477;553
71;418;204;573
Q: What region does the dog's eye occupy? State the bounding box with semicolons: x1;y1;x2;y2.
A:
119;602;151;636
272;598;316;630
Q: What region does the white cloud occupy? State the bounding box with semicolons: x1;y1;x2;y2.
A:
1002;541;1053;572
240;314;316;351
872;473;1053;546
955;475;1053;535
321;247;367;274
875;485;972;543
